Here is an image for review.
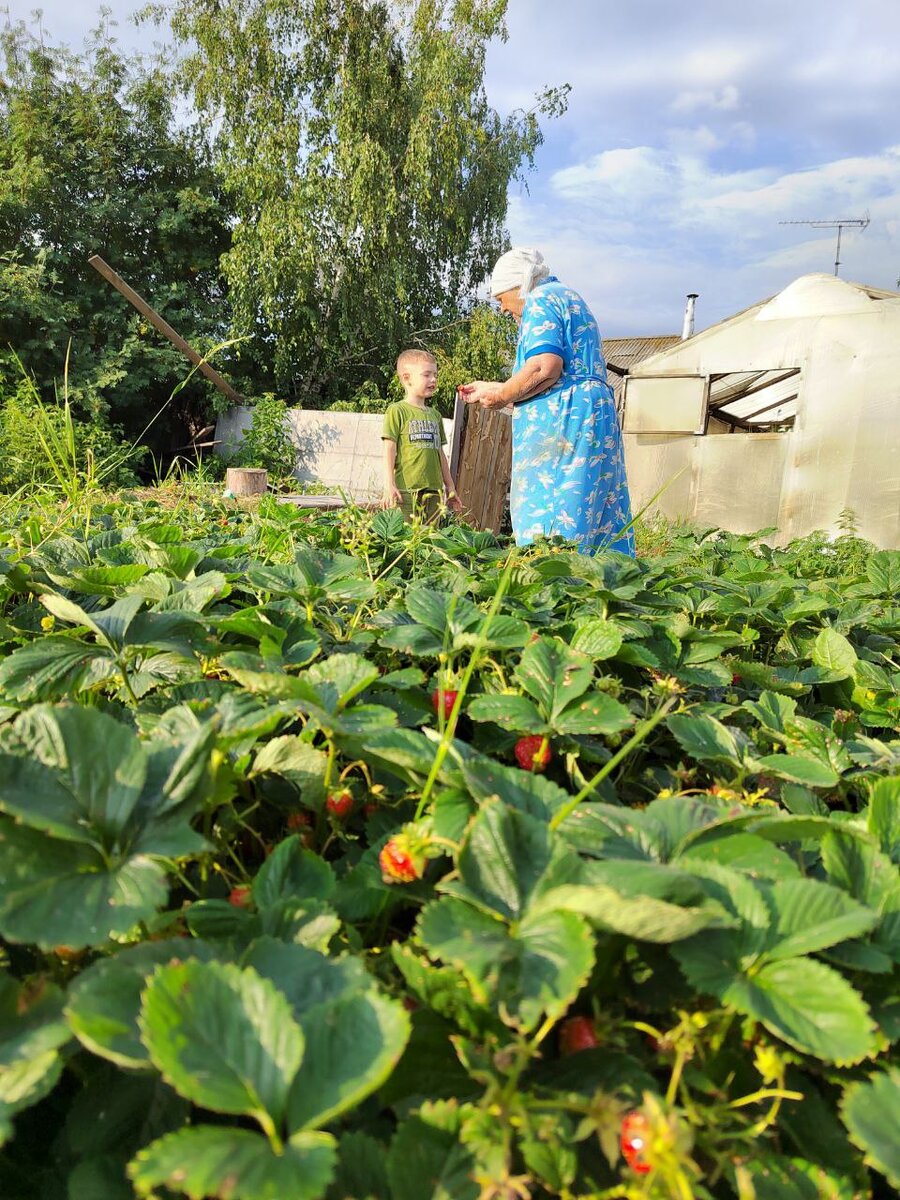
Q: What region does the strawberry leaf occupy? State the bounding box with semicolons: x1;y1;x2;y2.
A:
129;1125;335;1200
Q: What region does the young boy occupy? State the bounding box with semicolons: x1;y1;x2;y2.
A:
382;349;463;520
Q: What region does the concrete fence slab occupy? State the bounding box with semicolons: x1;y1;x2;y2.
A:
215;407;455;501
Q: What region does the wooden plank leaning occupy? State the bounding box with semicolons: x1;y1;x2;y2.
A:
87;254;244;407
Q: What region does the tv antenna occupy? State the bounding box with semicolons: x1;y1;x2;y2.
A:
778;213;870;276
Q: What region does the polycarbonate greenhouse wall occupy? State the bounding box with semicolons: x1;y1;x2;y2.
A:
621;274;900;548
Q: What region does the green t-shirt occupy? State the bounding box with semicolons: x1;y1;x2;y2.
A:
382;400;446;494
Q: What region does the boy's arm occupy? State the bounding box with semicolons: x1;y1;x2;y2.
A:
382;438;402;508
438;448;463;513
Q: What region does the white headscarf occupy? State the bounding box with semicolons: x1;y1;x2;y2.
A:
490;247;550;297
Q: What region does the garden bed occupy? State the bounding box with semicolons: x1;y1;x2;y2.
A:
0;492;897;1198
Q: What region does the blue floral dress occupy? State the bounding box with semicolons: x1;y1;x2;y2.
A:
509;277;635;555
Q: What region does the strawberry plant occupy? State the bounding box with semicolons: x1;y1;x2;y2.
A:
0;494;897;1199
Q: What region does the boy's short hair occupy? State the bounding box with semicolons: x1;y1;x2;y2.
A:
396;348;436;376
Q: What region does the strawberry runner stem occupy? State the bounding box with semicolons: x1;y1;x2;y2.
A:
549;696;678;830
415;553;516;819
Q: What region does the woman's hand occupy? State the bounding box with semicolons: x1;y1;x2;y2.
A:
382;484;402;509
458;381;505;408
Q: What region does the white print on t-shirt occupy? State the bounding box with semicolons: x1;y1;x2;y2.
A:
407;418;440;447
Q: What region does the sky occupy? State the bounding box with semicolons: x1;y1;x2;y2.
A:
7;0;900;336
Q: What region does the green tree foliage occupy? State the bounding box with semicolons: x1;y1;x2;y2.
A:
429;303;518;413
0;16;233;456
168;0;567;407
331;303;518;415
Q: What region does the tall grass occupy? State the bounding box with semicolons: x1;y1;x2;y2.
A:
6;335;245;509
10;346;141;504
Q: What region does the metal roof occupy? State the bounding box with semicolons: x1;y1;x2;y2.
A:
604;336;681;370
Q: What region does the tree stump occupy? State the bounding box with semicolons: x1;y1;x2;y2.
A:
225;467;268;496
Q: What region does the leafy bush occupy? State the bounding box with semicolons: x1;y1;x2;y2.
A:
329;379;391;415
0;384;143;493
0;501;897;1199
429;303;519;414
328;305;518;418
228;394;299;483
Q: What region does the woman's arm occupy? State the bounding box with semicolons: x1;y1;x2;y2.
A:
460;352;563;409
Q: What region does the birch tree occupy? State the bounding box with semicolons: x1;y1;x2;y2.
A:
168;0;567;404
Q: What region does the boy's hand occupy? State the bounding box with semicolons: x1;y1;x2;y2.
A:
383;485;402;509
446;492;463;514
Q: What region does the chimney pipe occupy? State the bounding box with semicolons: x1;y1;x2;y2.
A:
682;293;699;340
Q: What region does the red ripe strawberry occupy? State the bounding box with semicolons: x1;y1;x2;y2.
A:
379;838;421;884
514;735;551;772
431;687;459;720
731;673;741;685
326;789;354;820
228;885;252;908
559;1015;599;1055
286;810;311;832
620;1111;652;1175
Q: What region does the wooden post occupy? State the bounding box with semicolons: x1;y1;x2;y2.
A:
88;255;244;407
449;390;467;480
225;467;268;496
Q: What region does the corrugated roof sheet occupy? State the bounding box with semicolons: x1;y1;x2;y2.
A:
604;336;681;369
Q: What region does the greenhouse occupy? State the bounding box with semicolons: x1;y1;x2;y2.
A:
621;274;900;548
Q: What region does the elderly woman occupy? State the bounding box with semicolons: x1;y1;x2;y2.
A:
460;248;635;555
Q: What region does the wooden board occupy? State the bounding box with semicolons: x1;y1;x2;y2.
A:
452;401;513;533
89;255;243;406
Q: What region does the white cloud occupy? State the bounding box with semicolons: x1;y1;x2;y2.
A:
551;147;674;203
549;145;776;215
17;0;900;338
549;145;900;239
705;148;900;210
670;84;741;114
664;121;756;157
507;144;900;335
